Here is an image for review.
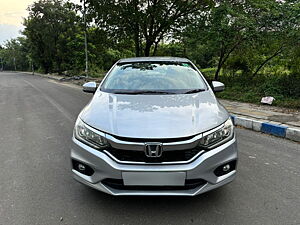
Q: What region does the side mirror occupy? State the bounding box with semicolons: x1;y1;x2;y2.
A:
83;81;97;93
212;81;225;92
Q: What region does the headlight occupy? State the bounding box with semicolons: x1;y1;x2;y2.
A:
74;118;109;149
199;117;234;149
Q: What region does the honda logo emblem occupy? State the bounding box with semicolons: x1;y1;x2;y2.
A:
144;143;163;158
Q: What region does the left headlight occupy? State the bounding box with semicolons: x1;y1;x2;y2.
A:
74;118;109;149
199;117;234;149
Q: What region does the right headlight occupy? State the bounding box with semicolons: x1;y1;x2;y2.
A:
199;117;234;149
74;118;109;150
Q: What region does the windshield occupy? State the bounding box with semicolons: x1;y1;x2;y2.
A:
101;62;207;94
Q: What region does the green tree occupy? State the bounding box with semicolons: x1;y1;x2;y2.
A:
23;0;83;73
86;0;213;57
223;0;300;78
249;0;300;78
0;37;29;71
184;0;259;80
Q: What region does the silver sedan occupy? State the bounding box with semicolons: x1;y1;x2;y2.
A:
71;57;238;196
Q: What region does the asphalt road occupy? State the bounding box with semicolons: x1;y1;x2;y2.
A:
0;72;299;225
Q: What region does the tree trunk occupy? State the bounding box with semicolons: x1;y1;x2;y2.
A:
57;62;62;75
133;0;140;57
44;66;49;74
215;52;224;81
43;60;51;74
134;29;140;57
214;64;222;81
252;47;282;78
144;40;152;57
152;41;159;56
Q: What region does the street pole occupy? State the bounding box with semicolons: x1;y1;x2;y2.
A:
31;60;34;75
0;57;3;71
14;57;16;71
84;0;88;77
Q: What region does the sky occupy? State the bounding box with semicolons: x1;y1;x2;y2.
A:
0;0;80;45
0;0;34;45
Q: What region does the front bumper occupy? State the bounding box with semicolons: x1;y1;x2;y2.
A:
71;136;238;196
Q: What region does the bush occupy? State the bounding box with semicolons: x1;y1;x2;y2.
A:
215;70;300;109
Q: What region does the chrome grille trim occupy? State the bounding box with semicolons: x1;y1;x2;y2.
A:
103;150;205;165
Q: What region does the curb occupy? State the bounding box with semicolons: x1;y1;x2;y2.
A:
19;71;100;84
19;71;63;81
231;115;300;142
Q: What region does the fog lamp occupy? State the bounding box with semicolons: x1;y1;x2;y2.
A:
223;164;230;172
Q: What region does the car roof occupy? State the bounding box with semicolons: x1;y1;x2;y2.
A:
117;57;191;64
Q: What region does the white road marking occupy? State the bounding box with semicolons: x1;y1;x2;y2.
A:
24;80;75;123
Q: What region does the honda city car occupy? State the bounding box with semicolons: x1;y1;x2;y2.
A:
71;57;238;196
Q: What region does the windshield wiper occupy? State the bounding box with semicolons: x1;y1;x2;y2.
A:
183;89;206;94
112;90;175;95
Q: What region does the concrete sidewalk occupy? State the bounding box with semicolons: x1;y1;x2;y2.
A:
220;99;300;128
18;71;300;142
220;99;300;142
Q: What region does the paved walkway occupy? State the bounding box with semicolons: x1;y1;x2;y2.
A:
220;99;300;129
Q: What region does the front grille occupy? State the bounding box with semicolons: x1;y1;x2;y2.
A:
105;147;203;163
102;178;207;191
110;134;197;143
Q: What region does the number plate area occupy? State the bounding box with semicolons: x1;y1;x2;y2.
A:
122;172;186;186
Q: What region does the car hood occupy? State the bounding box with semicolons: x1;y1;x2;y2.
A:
80;91;229;139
